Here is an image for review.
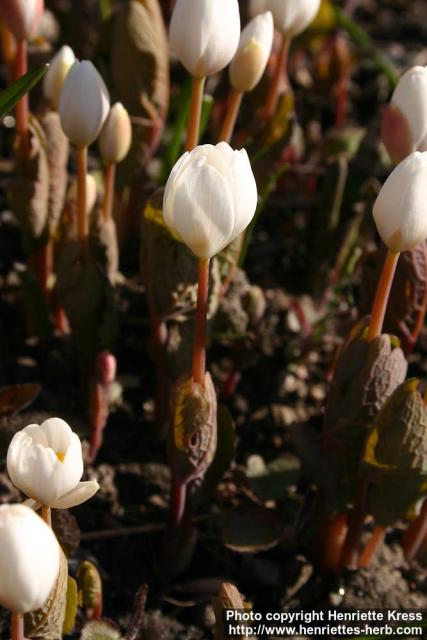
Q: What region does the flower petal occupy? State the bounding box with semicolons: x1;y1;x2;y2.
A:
51;481;100;509
171;162;235;258
227;149;258;241
40;417;73;453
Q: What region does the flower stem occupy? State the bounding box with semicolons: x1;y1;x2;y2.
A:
1;20;15;83
339;477;367;570
219;89;243;144
192;258;210;386
15;38;29;155
321;512;348;572
76;146;88;243
103;162;116;222
186;76;205;151
264;35;290;120
403;497;427;561
11;612;24;640
359;525;386;568
41;505;52;527
366;249;400;342
169;474;187;531
33;239;53;302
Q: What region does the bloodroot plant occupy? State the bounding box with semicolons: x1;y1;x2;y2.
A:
163;142;258;534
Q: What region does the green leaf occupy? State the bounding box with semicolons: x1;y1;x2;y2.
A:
247;454;301;501
334;7;398;89
0;65;48;121
221;507;283;553
99;0;112;20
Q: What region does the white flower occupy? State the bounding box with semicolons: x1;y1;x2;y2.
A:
267;0;321;38
7;417;100;509
169;0;241;78
99;103;132;164
163;142;258;259
43;45;75;111
373;151;427;252
0;504;60;613
389;66;427;155
0;0;44;41
59;60;110;148
230;12;274;93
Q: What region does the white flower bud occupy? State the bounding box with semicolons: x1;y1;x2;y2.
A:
163;142;258;259
43;45;75;111
267;0;321;38
7;417;100;509
373;151;427;252
0;504;60;613
170;0;241;78
59;60;110;148
230;12;274;93
0;0;44;41
390;66;427;155
99;102;132;164
68;173;98;215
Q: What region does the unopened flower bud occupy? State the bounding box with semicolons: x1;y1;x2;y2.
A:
0;504;60;613
0;0;44;41
68;174;98;216
230;12;274;93
169;373;217;483
43;45;76;111
95;350;117;385
99;103;132;165
383;66;427;162
267;0;321;38
373;151;427;252
163;142;258;259
59;60;110;148
170;0;241;78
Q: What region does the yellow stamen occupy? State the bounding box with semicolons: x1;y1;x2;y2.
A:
56;451;66;463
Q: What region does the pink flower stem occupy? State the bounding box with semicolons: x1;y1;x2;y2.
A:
11;613;24;640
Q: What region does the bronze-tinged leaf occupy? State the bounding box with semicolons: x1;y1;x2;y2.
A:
90;209;119;283
25;548;68;639
51;509;81;558
169;373;217;484
361;379;427;526
202;405;236;495
0;383;41;417
40;110;69;237
8;117;49;251
324;333;407;447
363;379;427;475
321;331;407;514
56;242;118;364
359;243;427;354
110;0;169;174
